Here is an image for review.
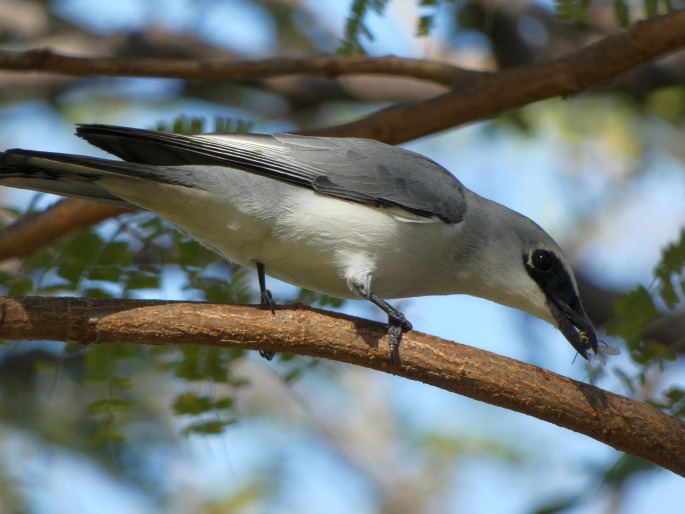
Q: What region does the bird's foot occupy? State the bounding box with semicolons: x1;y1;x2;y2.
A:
351;281;413;365
256;262;276;360
258;290;276;360
259;350;275;361
260;288;276;314
387;314;413;366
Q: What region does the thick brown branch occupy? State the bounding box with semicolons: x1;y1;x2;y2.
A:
0;296;683;476
305;10;685;142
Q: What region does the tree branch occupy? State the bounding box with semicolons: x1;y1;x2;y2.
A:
305;9;685;142
0;199;127;260
0;11;682;145
0;50;473;87
1;296;683;476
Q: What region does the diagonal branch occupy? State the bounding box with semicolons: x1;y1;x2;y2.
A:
0;296;683;476
0;199;127;260
305;9;685;142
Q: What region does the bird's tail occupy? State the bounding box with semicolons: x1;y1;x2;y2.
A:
0;149;144;208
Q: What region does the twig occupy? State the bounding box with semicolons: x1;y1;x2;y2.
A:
0;51;475;86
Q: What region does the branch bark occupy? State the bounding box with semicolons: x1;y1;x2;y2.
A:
1;296;683;476
306;9;685;142
0;199;127;260
0;50;473;87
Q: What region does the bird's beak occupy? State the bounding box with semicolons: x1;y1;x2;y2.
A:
549;299;598;360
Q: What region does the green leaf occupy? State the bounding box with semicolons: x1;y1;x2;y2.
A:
181;419;233;436
4;273;34;296
56;231;105;283
645;0;658;16
175;346;203;381
663;387;685;417
203;348;231;382
173;347;238;382
177;240;201;267
609;286;658;341
551;0;594;23
84;346;135;380
98;241;132;266
87;398;132;415
90;430;128;445
82;287;115;298
613;0;630;26
88;265;123;283
214;397;234;410
646;86;685;125
339;0;389;54
554;0;577;20
417;15;434;37
124;269;161;291
554;0;571;18
172;393;214;415
602;455;654;486
295;289;345;308
654;229;685;308
110;375;133;389
282;368;303;383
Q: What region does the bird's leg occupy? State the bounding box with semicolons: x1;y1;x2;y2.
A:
257;262;275;313
368;292;413;365
257;262;276;361
353;282;413;365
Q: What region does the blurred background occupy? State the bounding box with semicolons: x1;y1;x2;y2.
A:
0;0;683;512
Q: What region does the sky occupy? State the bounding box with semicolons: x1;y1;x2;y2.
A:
0;1;683;513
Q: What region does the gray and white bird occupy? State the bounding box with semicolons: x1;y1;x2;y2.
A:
0;125;598;363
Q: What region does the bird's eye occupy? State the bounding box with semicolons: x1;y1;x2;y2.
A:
531;249;552;272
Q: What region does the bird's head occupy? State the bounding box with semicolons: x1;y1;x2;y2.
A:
460;202;598;360
521;243;598;360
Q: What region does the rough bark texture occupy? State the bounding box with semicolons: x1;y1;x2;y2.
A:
1;296;683;476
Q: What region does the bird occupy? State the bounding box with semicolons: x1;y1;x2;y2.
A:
0;124;599;364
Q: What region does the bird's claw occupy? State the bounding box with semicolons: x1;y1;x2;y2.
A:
387;317;412;366
259;284;276;360
259;350;275;361
260;289;275;314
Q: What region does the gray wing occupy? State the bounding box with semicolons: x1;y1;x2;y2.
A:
77;125;468;223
